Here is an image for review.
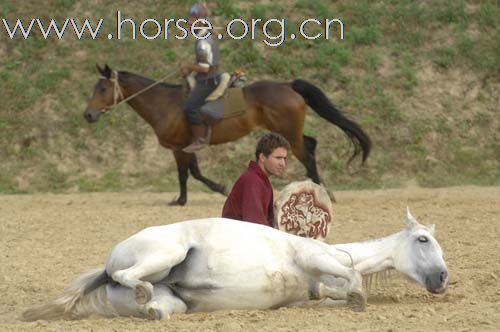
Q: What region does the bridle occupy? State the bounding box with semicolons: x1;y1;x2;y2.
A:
99;71;124;113
98;70;177;113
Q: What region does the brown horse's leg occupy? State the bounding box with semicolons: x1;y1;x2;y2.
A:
302;135;321;184
301;135;337;202
291;135;336;202
299;135;337;203
188;154;227;196
170;150;190;206
283;132;321;184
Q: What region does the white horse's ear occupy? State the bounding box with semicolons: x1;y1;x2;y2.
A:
405;207;418;227
427;224;436;236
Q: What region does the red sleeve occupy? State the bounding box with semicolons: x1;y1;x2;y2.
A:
239;177;269;226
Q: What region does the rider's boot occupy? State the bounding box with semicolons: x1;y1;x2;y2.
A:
182;124;211;153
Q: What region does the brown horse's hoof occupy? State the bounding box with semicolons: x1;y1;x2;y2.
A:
168;197;186;206
220;185;228;196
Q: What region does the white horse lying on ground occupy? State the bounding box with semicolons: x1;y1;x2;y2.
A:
22;209;448;321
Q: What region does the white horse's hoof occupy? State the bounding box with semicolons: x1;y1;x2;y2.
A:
347;291;366;312
134;282;153;304
146;307;162;320
144;302;170;320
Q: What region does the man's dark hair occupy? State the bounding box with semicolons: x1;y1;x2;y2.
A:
255;132;291;160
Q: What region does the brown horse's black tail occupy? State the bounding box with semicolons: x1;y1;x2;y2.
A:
291;79;372;164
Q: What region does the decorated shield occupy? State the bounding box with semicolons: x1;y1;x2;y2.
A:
273;181;333;241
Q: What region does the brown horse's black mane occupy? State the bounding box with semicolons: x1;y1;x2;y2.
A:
119;71;183;90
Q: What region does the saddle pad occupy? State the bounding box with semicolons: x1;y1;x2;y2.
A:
200;88;246;123
223;88;246;118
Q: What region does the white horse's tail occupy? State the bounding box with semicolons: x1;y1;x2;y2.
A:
21;268;116;321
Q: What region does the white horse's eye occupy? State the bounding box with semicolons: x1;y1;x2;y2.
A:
418;236;428;243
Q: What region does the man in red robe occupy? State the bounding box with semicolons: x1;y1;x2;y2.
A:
222;133;291;227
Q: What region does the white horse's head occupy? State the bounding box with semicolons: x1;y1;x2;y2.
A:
393;208;449;294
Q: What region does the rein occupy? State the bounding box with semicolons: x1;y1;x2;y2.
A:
100;70;178;113
335;248;355;269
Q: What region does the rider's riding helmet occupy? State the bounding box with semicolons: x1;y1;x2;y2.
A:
189;3;210;19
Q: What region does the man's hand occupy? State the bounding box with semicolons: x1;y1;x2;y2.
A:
181;63;192;76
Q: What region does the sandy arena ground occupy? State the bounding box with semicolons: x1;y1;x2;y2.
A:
1;186;499;331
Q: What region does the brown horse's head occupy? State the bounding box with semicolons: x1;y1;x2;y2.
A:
83;64;117;123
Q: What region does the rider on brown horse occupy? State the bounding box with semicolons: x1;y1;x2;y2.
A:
181;3;221;153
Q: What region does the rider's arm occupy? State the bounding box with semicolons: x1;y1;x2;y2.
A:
182;63;210;74
182;38;216;74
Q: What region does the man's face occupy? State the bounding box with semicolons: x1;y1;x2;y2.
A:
259;147;288;177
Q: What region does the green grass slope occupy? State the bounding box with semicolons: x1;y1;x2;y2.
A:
0;0;499;193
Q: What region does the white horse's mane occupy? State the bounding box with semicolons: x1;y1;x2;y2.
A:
363;269;399;293
364;268;423;295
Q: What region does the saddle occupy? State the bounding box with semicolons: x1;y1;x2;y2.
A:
187;70;247;125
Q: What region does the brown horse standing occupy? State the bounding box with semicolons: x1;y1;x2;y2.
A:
83;64;371;206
